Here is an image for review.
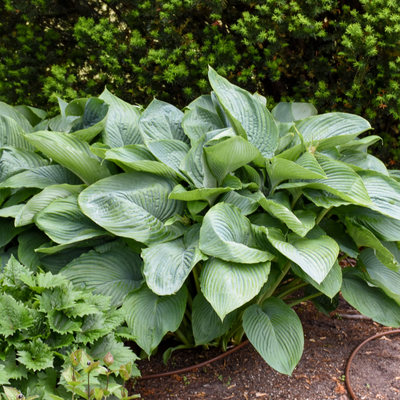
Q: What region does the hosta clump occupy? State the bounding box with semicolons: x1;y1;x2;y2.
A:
0;257;139;399
1;68;400;376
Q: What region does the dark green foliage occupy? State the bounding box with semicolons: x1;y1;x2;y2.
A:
1;0;400;164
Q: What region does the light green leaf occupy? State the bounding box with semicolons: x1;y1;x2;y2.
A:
185;94;216;113
271;102;317;123
341;267;400;327
169;183;232;205
14;105;47;127
99;88;143;147
17;339;54;372
208;67;278;158
200;257;270;320
0;115;34;150
199;203;274;264
24;131;111;185
338;150;388;175
0;294;33;337
218;190;261;215
267;229;339;284
139;99;188;143
79;172;186;245
36;195;111;245
192;293;236;346
243;298;304;375
61;246;143;306
0;205;23;218
302;189;351;208
15;184;86;227
0;102;32;132
338;135;382;152
123;285;187;355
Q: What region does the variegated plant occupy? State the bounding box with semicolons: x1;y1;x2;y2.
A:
1;68;400;376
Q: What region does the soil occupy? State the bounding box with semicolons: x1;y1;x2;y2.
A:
128;297;400;400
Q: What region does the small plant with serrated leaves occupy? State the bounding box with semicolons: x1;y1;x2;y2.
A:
1;386;38;400
0;257;139;399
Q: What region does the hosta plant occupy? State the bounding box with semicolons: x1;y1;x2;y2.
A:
1;67;400;376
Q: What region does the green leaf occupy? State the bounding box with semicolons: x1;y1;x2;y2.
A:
99;88;143;147
139;99;188;143
204;135;261;185
271;102;317;123
341;267;400;327
0;366;10;385
291;260;342;298
143;234;207;296
0;219;28;247
169;184;231;205
199;203;274;264
78;172;186;245
302;189;351;208
258;192;316;237
185;95;216;113
218;190;261;216
200;257;270;320
24;131;111;185
0;350;28;380
192;293;236;346
17;339;54;372
0;102;32;132
48;310;81;334
2;255;32;288
0;294;33;337
16;229;48;272
243;298;304;375
0;165;83;189
267;229;339;284
208;67;278;158
338;135;382;152
61;246;143;306
345;218;399;271
14;105;47;127
15;184;85;227
0;115;34;150
0;205;24;218
123;285;187;355
338;150;388;176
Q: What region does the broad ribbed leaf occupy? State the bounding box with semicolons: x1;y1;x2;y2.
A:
99;88;142;147
139;99;188;143
0;205;23;218
0;219;28;247
169;184;232;205
0;102;32;132
40;247;93;274
14;105;47;127
338;135;382;152
123;285;187;355
359;170;400;221
15;184;85;227
200;257;271;320
0;147;48;183
36;195;111;244
24;131;111;185
208;67;278;157
146;139;190;181
339;150;388;175
302;189;351;208
345;218;399;271
186;95;216;113
243;298;304;375
204;135;261;185
182;106;224;144
192;293;236;346
291;260;342;298
199;203;274;263
272;102;317;123
292;113;371;147
218;190;260;215
341;268;400;327
267;229;339;284
61;246;143;306
0;165;82;189
360;248;400;304
17;229;49;271
258;192;316;237
0;115;34;150
105;145;177;177
79;172;186;245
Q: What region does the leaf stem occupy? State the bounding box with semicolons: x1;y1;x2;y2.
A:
277;282;309;299
287;291;323;307
315;206;333;225
174;328;191;346
192;263;202;294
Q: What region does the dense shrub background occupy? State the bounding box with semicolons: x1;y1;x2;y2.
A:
1;0;400;162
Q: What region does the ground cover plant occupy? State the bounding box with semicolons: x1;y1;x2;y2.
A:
1;68;400;388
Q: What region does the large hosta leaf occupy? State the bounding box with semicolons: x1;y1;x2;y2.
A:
99;88;143;147
258;192;316;237
208;67;278;158
61;246;143;306
0;147;48;183
35;195;111;245
0;219;28;247
15;184;86;227
199;203;274;263
192;293;236;346
341;268;400;327
123;285;187;355
338;150;388;175
78;172;186;245
267;229;339;284
139;99;188;143
0;102;32;132
358;170;400;221
200;257;271;320
0;165;82;189
14;105;47;127
0;115;34;150
18;229;49;271
271;102;317;123
243;298;304;375
24;131;111;185
143;231;207;296
218;190;260;215
169;184;232;205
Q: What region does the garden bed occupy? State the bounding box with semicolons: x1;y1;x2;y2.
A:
132;298;400;400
